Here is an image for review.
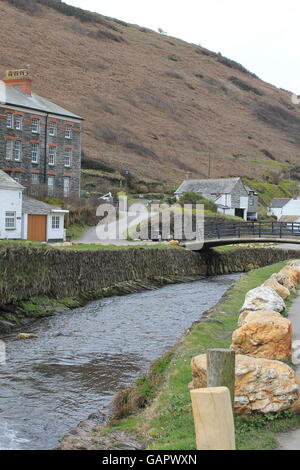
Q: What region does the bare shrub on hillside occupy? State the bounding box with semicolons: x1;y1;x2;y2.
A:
122;141;158;160
261;149;276;161
229;76;264;96
255;104;300;144
165;71;184;80
5;0;40;14
88;29;124;43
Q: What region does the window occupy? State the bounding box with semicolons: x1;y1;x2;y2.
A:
31;143;40;163
48;176;55;196
15;116;22;130
51;215;60;230
13;141;22;162
49;122;56;136
64;148;72;167
249;192;255;206
65;125;72;139
63;177;70;197
31;173;39;185
5;140;13;160
7;113;13;129
5;212;16;230
32;118;40;134
49;147;56;166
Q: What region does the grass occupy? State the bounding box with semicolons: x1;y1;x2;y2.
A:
95;260;300;450
243;178;298;206
66;222;90;240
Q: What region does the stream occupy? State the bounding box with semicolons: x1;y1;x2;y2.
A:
0;274;239;450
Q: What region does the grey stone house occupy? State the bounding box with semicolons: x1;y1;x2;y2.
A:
0;69;83;198
175;177;258;220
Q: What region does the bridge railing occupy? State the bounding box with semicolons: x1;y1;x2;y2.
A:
204;221;300;240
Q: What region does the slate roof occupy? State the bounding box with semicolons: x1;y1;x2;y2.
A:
269;198;291;209
22;195;67;215
175;177;241;195
4;85;83;120
0;169;24;190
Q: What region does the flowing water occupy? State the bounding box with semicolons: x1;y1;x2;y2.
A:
0;274;239;450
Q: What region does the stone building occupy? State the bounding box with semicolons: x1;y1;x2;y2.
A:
0;69;83;198
175;177;258;220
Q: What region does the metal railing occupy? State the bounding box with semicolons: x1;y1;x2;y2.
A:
204;221;300;241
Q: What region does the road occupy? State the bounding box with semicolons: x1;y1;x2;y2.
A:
76;208;158;245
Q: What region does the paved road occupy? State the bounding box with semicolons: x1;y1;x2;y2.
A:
76;209;158;245
277;294;300;450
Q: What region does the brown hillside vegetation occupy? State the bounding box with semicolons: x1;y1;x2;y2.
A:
1;0;300;184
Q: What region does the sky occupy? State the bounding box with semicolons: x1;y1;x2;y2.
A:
67;0;300;94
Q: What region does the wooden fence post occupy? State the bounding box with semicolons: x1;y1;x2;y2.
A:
190;387;236;450
207;348;235;409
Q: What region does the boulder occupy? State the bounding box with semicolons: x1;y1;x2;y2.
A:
279;267;300;287
287;260;300;274
271;273;296;293
263;278;290;300
241;286;285;313
231;312;292;361
238;309;281;327
191;354;300;414
17;333;38;340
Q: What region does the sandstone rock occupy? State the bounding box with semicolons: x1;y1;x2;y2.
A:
271;273;296;293
169;240;180;246
231;312;292;361
263;278;290;300
17;333;38;340
191;354;300;414
241;286;285;313
279;267;300;287
238;309;281;327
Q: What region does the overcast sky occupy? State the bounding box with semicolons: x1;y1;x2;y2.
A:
67;0;300;94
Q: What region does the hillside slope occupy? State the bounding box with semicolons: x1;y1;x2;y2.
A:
1;0;300;184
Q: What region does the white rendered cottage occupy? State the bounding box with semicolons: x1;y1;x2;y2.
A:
0;169;23;239
0;169;68;242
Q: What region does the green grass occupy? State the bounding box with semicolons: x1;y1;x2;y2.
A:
97;260;300;450
66;222;90;240
243;178;298;206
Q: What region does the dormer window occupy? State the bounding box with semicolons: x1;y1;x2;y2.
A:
32;118;40;134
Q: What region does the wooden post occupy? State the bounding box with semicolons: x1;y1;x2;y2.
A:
190;387;236;450
207;348;235;409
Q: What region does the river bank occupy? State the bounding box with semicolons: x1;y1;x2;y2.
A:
58;261;300;451
0;275;238;450
1;243;300;333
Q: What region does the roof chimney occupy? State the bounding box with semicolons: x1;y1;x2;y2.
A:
3;69;32;96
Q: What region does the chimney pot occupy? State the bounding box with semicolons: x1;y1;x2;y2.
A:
2;69;32;96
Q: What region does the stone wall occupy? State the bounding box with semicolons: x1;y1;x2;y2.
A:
0;105;82;196
0;245;300;305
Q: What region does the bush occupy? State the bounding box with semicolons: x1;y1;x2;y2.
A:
5;0;39;13
179;192;218;212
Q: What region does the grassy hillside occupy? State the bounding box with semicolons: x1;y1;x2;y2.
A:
2;0;300;184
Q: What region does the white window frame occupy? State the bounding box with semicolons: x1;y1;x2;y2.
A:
51;215;60;230
13;141;22;162
32;118;40;134
7;113;13;129
48;147;56;166
63;177;70;197
49;122;57;136
31;143;40;164
5;211;16;230
48;176;55;195
5;140;13;160
65;125;72;139
14;174;21;184
31;173;39;185
64;148;72;167
15;116;22;130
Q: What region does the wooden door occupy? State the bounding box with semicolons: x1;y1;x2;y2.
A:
27;215;47;242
